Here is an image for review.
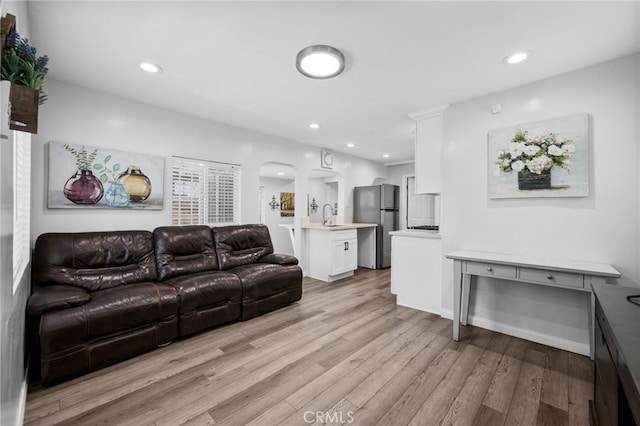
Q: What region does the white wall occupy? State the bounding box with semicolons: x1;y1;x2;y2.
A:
386;162;415;187
440;54;639;354
30;79;389;265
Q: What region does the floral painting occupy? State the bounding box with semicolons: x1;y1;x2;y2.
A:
488;113;589;199
48;141;164;209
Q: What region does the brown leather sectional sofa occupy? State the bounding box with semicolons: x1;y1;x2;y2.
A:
27;224;302;385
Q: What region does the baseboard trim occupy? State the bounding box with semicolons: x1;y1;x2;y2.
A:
396;301;441;316
439;308;589;356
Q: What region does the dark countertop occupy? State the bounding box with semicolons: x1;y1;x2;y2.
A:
592;283;640;423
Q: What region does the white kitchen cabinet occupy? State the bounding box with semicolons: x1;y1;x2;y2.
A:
409;105;448;194
331;238;358;275
307;228;358;282
390;230;442;314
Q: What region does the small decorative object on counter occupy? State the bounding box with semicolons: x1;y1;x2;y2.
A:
117;166;152;202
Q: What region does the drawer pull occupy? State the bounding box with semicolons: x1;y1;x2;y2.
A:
487;267;493;272
546;275;554;280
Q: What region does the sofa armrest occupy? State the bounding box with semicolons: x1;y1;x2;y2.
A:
259;253;299;266
27;285;91;316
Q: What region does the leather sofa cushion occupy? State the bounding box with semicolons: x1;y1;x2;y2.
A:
163;270;241;313
213;224;274;270
260;253;299;266
154;225;219;280
27;285;90;316
39;282;179;355
32;231;157;292
230;263;303;300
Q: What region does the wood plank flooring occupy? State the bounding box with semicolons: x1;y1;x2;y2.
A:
24;268;593;426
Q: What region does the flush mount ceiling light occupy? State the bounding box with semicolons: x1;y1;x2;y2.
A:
503;51;530;65
296;45;345;79
138;61;163;73
309;123;321;129
346;143;355;148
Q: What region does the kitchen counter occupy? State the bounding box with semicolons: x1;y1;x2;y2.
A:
302;223;377;231
389;229;441;239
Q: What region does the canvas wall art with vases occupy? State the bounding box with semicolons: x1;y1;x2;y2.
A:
48;141;164;209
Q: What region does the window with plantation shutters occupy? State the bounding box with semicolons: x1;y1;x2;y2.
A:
13;131;31;292
171;156;241;225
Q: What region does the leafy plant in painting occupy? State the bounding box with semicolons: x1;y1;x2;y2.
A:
64;144;98;171
93;154;122;184
1;31;49;104
497;131;575;176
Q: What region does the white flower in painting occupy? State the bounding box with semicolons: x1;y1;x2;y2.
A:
508;143;524;158
547;145;563;156
562;143;576;155
525;155;553;174
511;160;525;172
522;144;541;156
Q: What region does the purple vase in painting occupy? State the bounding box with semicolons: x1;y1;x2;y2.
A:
63;170;104;204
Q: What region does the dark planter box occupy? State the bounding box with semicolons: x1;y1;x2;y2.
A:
9;83;38;134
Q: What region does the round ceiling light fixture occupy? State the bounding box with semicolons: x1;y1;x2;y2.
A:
296;45;345;79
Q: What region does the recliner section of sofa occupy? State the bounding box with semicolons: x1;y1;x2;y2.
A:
29;231;179;384
153;225;242;336
27;224;302;385
213;224;302;320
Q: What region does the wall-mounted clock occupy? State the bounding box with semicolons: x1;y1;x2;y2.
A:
321;149;334;169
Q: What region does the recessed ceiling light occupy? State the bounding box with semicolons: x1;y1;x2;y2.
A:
346;143;355;148
503;51;529;65
296;45;345;79
309;123;321;130
277;172;285;176
382;154;390;158
138;61;163;73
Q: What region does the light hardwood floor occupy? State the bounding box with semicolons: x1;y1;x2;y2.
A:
24;268;593;426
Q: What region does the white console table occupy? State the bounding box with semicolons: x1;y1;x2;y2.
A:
446;250;621;359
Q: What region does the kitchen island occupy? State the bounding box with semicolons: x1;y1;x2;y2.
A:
303;223;377;282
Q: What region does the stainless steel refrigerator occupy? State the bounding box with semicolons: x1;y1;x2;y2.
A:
353;184;399;268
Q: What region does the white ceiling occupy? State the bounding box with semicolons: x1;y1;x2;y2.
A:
27;1;640;164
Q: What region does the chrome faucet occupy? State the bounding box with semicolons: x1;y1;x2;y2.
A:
322;203;333;225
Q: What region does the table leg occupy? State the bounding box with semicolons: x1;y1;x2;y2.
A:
588;276;605;360
453;259;462;341
461;273;471;326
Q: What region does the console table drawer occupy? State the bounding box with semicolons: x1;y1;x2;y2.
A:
465;261;516;279
519;267;584;288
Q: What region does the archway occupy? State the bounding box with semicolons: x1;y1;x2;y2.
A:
259;162;297;255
